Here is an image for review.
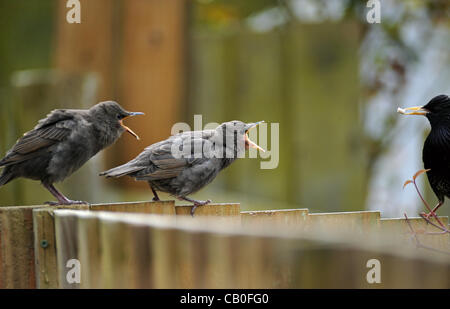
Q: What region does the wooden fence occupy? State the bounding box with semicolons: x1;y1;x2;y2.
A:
0;201;449;289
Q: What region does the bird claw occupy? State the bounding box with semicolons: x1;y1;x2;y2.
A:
190;200;212;217
69;200;89;205
194;199;211;206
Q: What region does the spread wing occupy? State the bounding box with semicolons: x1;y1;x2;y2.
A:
0;110;76;166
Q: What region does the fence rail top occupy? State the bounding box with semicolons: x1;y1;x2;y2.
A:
52;209;450;265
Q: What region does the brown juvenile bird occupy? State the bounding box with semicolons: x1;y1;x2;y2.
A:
0;101;143;205
100;120;265;215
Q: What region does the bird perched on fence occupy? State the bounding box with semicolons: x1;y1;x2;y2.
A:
100;120;265;215
0;101;143;205
398;94;450;220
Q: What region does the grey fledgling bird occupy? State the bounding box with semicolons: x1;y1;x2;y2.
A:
100;120;265;215
0;101;143;205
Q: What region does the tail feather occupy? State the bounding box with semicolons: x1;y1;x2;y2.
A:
0;170;14;187
99;164;143;178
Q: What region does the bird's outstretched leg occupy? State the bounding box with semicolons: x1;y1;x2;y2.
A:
148;183;160;201
419;200;449;234
178;196;211;216
43;183;88;205
403;171;449;233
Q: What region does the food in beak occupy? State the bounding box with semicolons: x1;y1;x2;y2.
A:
245;123;265;152
120;120;140;140
397;106;428;116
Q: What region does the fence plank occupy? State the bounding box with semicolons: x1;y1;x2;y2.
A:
77;213;101;289
33;209;57;288
118;0;187;190
99;218;127;288
151;226;177;288
241;209;308;226
174;230;208;289
90;200;176;214
54;211;83;289
175;203;240;217
125;222;153;288
95;213;155;288
0;206;37;288
305;211;381;234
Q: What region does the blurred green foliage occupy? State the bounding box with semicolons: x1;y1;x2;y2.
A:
0;0;54;87
0;0;54;205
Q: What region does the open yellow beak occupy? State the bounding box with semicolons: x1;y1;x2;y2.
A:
397;106;428;116
120;111;144;140
120;120;141;140
245;121;265;152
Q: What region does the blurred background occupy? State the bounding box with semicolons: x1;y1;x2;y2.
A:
0;0;449;218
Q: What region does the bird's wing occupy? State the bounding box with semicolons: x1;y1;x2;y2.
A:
0;110;76;166
133;133;213;181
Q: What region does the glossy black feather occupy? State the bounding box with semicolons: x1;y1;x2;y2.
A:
421;94;450;203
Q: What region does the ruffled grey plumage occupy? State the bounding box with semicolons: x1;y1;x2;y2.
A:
101;120;264;214
0;101;143;204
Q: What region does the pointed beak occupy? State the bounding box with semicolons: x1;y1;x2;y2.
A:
127;112;145;117
121;112;144;140
397;106;428;116
244;121;265;152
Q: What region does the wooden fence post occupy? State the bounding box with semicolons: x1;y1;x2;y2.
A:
117;0;187;189
0;206;37;288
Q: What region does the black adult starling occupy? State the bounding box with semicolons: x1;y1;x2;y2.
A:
100;120;265;215
0;101;143;205
398;94;450;218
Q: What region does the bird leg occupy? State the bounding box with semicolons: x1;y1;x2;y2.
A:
420;201;450;234
178;196;211;216
419;212;449;234
419;201;448;233
43;183;88;205
421;201;444;220
404;213;450;254
148;183;160;201
404;171;448;232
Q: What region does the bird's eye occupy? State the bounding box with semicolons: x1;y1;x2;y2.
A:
117;114;122;120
